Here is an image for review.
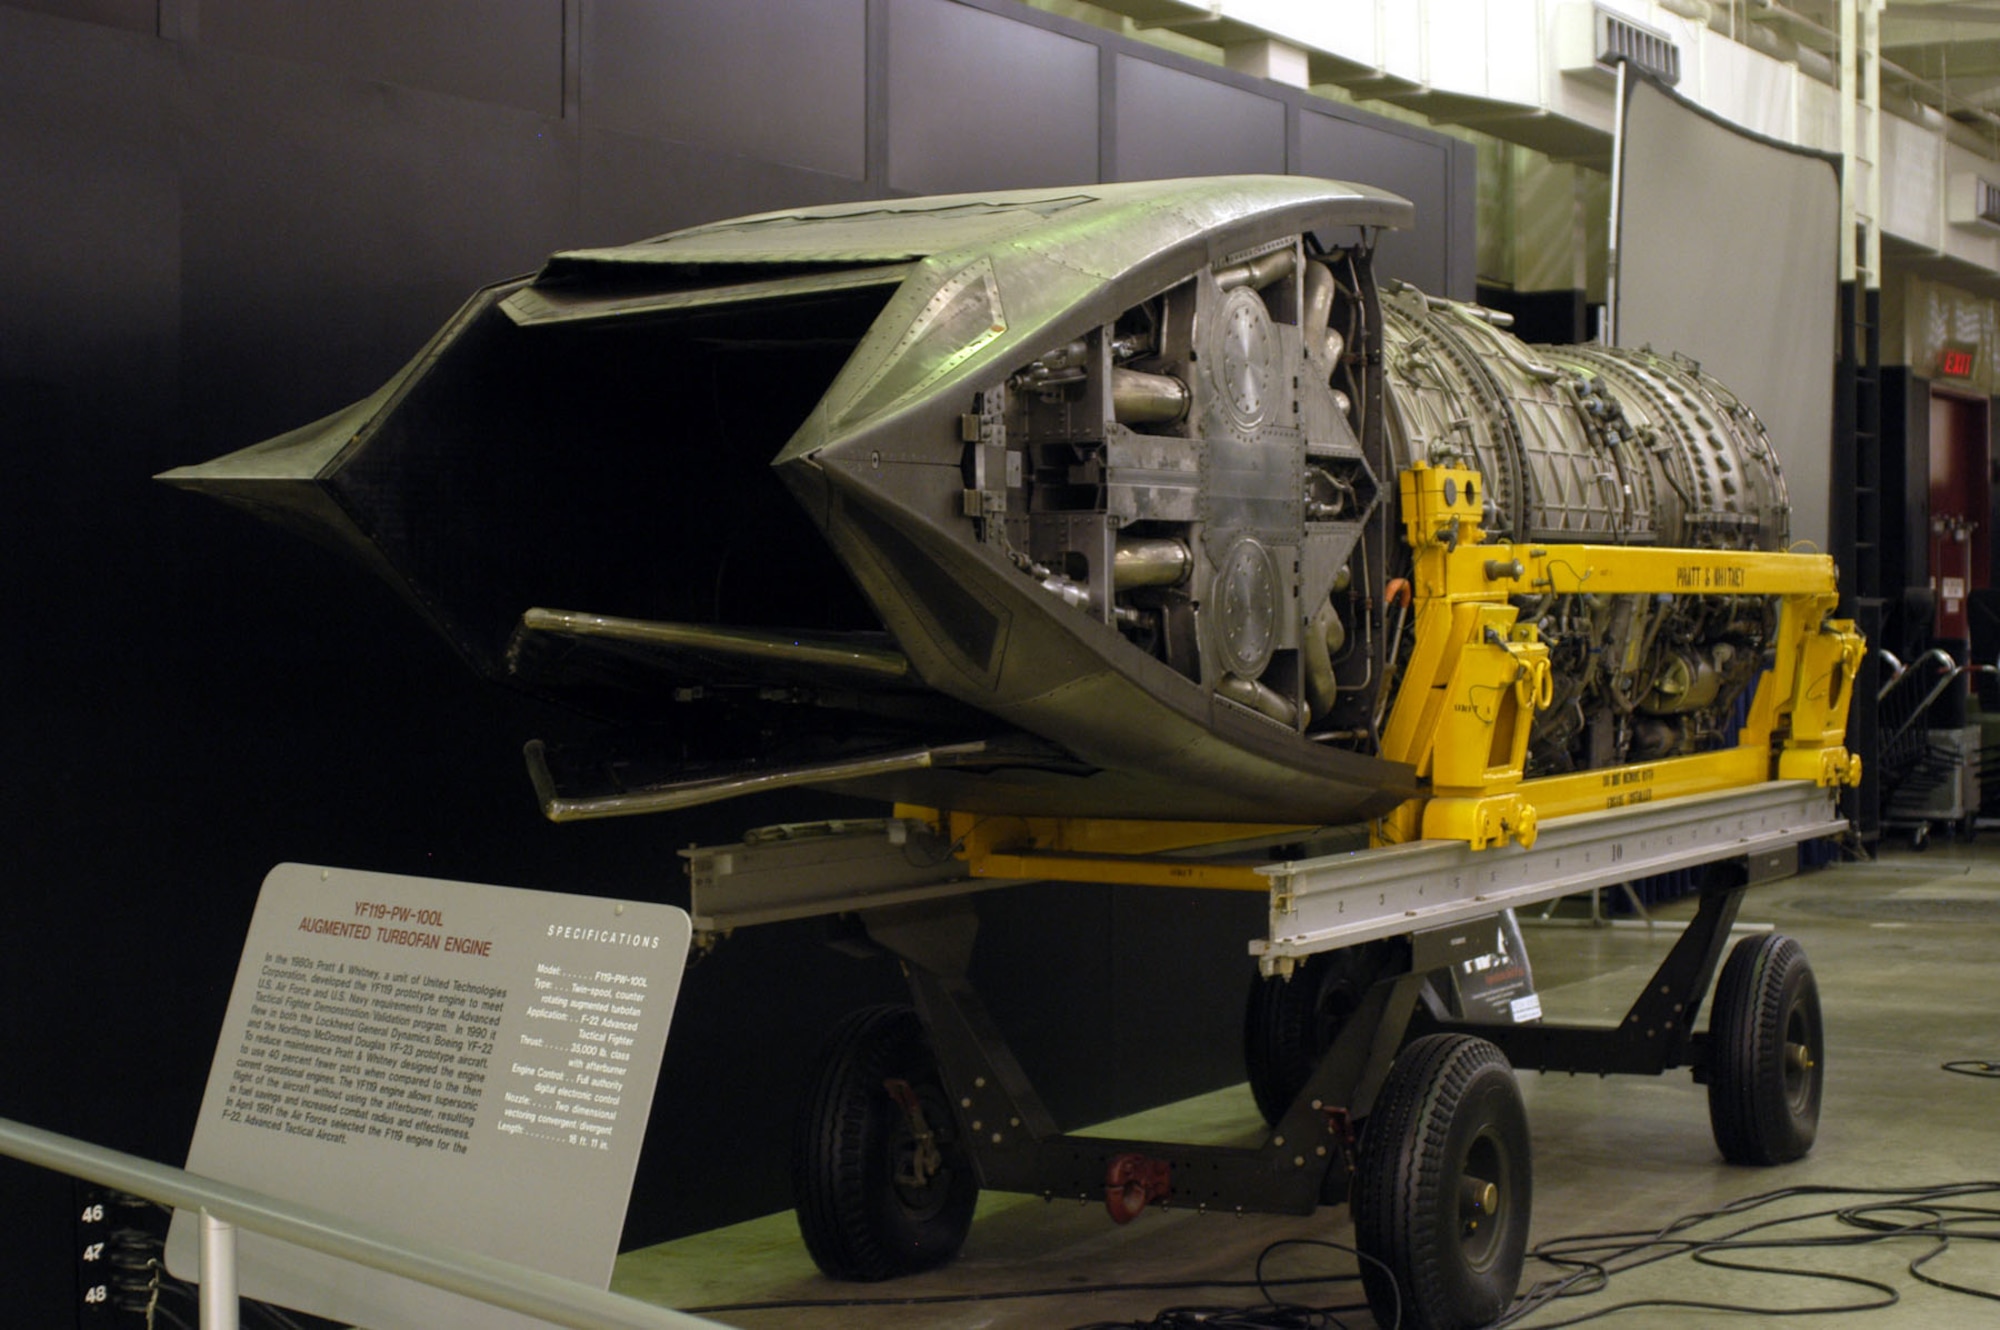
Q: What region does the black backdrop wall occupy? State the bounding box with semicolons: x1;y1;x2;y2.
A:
0;0;1471;1316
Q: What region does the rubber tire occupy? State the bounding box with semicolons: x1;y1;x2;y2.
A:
1706;933;1823;1165
1244;941;1400;1126
1352;1034;1531;1330
791;1005;978;1280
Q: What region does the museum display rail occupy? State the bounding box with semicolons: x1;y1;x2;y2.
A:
0;1117;721;1330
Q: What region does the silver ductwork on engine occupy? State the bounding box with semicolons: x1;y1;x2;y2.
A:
1379;284;1787;550
1374;281;1788;766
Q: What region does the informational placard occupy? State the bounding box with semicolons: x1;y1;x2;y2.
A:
1414;910;1541;1026
1452;909;1541;1026
166;864;690;1329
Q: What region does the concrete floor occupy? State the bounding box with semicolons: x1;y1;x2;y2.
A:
613;841;2000;1328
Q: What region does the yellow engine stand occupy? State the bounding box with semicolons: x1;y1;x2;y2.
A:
894;460;1863;888
1375;461;1862;850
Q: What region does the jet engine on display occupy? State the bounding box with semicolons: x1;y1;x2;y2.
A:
165;176;1863;1330
162;176;1797;831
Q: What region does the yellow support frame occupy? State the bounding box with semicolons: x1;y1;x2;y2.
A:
1377;461;1862;849
893;807;1305;891
897;459;1863;888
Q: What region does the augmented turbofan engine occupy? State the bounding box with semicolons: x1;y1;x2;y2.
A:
162;176;1788;826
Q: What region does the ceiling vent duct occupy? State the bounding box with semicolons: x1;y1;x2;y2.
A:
1560;5;1681;87
1948;173;2000;233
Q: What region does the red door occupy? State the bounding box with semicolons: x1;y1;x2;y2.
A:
1928;389;1990;641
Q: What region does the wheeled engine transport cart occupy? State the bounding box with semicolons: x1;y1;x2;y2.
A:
681;510;1863;1330
158;179;1865;1330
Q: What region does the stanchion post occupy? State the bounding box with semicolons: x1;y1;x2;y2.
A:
200;1209;239;1330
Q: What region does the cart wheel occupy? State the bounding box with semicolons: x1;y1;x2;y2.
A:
1244;942;1399;1126
1706;934;1823;1165
1959;814;1978;843
1352;1034;1531;1330
791;1005;977;1280
1911;822;1930;851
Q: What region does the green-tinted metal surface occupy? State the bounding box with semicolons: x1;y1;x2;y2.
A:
160;176;1425;824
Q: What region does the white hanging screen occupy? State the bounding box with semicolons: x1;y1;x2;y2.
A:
1615;75;1840;555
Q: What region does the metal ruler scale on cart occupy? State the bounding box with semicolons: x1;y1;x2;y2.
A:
684;780;1842;961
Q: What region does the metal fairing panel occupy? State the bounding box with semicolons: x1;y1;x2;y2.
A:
813;489;1402;824
160;177;1433;824
762;179;1420;821
553;193;1103;269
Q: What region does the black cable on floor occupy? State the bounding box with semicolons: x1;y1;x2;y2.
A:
683;1238;1390;1328
841;1184;2000;1330
1069;1308;1351;1330
1492;1182;2000;1328
1257;1240;1398;1330
1837;1198;2000;1302
683;1270;1366;1316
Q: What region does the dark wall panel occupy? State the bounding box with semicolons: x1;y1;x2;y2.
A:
1299;108;1458;297
975;882;1262;1128
0;11;177;397
201;0;565;116
886;0;1098;194
579;126;878;248
1;11;185;1168
584;0;867;180
1109;889;1265;1104
2;0;153;32
972;884;1118;1125
1112;54;1284;181
176;47;580;450
0;20;204;1318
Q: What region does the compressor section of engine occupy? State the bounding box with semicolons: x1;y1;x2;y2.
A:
967;238;1791;779
1378;284;1786;550
1378;284;1790;772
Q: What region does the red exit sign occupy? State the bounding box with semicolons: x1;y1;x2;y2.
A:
1937;344;1977;379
